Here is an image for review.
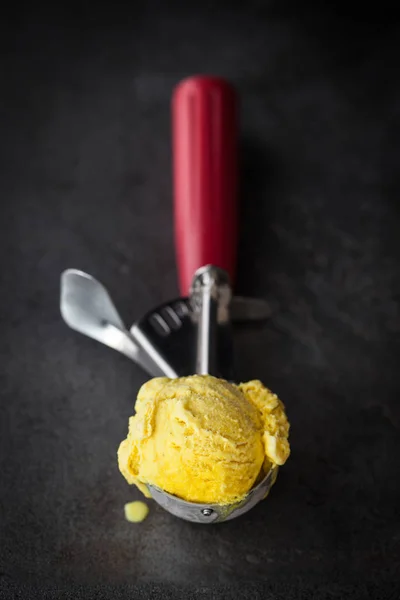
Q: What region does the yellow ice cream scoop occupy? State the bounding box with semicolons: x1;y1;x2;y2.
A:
118;375;290;506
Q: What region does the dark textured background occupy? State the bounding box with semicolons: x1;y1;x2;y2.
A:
1;2;400;598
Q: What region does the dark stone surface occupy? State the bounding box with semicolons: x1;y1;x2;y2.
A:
1;2;400;598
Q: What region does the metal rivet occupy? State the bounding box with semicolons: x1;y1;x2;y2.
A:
201;508;213;517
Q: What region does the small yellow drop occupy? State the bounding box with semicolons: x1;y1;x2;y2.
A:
124;501;149;523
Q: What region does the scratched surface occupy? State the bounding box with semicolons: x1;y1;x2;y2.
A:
1;2;400;598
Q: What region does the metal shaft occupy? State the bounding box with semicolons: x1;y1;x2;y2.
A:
190;266;231;377
196;275;218;375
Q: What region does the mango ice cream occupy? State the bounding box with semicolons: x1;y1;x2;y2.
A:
118;375;290;505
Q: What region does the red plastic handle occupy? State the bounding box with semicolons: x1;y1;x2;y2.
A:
172;76;238;296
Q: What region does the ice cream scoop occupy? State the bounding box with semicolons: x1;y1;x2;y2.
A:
60;76;290;523
118;375;290;523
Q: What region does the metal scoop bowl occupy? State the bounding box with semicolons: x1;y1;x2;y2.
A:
148;466;278;524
